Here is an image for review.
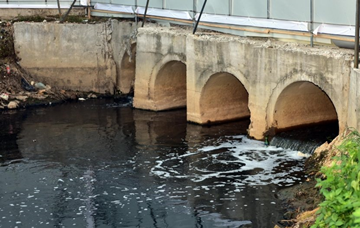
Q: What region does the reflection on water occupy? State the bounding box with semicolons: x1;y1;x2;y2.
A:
0;99;307;228
0;110;24;163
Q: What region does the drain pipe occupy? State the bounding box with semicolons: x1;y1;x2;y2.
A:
355;0;360;68
310;0;314;47
135;0;138;25
141;0;150;27
193;0;207;34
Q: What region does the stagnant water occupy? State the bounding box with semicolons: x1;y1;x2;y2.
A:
0;99;311;228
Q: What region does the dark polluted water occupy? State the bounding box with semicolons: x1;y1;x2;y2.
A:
0;99;308;228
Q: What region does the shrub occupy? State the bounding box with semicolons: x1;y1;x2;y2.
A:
312;131;360;227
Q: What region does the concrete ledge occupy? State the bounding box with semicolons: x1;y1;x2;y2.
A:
0;8;84;20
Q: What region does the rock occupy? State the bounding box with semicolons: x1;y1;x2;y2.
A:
7;101;19;109
45;85;51;91
297;152;310;158
15;95;28;101
36;95;47;100
70;94;77;100
38;89;46;95
78;98;86;101
87;93;97;99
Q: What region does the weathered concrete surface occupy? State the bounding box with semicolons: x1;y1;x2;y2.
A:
134;27;355;139
14;21;136;94
133;27;188;111
348;69;360;131
186;34;352;139
111;20;137;94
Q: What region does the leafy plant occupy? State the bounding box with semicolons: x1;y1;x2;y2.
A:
312;131;360;227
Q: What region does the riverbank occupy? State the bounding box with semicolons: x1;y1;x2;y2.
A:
276;130;351;228
0;58;103;110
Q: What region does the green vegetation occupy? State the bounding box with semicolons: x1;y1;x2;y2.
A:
16;15;45;22
0;26;14;59
312;131;360;227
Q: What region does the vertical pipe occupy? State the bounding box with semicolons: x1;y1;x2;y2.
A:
310;0;314;47
193;0;207;34
355;0;360;68
229;0;232;16
162;0;165;9
193;0;197;24
142;0;150;27
267;0;270;19
135;0;138;24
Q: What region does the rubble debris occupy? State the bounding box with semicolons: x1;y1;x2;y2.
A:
34;82;46;90
0;93;9;101
7;100;19;109
21;78;35;91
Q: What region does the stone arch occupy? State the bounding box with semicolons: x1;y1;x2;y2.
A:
149;55;187;110
119;43;136;94
268;79;339;132
199;72;250;124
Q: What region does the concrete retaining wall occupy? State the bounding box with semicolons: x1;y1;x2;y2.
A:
348;69;360;131
14;20;136;94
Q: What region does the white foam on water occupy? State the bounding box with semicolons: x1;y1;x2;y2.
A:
150;135;306;186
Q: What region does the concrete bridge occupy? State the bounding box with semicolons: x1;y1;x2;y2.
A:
132;27;354;140
13;22;359;140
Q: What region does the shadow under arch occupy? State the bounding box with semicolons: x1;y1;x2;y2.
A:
152;60;187;111
199;72;250;124
270;81;339;133
119;43;136;94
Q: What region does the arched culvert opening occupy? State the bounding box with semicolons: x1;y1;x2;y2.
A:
119;43;136;94
200;72;250;124
273;81;338;130
153;61;187;111
271;81;339;153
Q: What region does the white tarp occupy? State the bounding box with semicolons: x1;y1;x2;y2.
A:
80;0;87;6
136;7;192;20
313;24;355;37
93;3;134;13
195;13;309;32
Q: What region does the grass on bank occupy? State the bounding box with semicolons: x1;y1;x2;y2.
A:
312;130;360;227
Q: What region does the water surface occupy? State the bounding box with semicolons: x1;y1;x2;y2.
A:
0;99;307;228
